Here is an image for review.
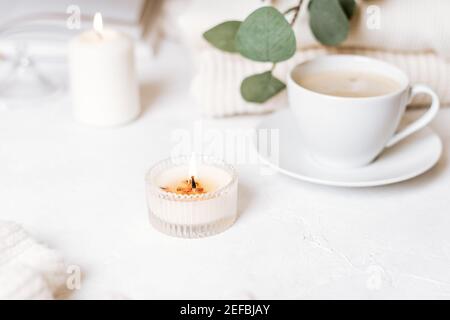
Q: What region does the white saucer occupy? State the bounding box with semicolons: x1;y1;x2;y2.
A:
255;109;442;187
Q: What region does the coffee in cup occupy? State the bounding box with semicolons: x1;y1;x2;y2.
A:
287;55;440;168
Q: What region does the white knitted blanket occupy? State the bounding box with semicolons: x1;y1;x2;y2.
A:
0;221;67;299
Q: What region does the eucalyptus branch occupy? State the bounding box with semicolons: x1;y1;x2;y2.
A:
203;0;357;103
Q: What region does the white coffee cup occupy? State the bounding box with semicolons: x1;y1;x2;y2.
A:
287;55;440;168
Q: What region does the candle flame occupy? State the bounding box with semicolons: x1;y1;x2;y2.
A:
93;12;103;34
188;153;198;178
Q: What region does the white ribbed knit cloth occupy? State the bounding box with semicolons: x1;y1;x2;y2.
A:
192;48;450;117
0;221;67;299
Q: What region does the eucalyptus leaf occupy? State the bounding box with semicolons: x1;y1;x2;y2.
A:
309;0;350;46
236;7;296;63
339;0;357;19
308;0;356;18
203;21;241;52
240;71;286;103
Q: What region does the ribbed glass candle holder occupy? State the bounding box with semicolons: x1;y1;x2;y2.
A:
146;155;238;238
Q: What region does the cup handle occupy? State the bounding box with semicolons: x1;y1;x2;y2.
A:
386;84;440;148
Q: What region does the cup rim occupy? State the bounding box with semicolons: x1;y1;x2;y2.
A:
288;54;410;101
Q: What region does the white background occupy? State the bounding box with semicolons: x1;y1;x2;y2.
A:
0;41;449;299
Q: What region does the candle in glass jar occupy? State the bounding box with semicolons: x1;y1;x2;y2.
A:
68;13;140;127
146;155;238;238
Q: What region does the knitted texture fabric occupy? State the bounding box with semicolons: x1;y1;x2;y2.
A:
0;221;67;299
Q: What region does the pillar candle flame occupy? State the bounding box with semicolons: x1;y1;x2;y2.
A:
93;12;103;37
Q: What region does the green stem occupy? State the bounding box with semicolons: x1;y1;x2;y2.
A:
289;0;304;26
270;63;276;72
283;6;298;15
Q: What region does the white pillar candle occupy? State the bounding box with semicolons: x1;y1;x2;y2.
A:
68;13;140;127
146;155;239;238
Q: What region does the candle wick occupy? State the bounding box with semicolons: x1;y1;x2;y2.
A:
191;176;197;189
95;31;103;40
